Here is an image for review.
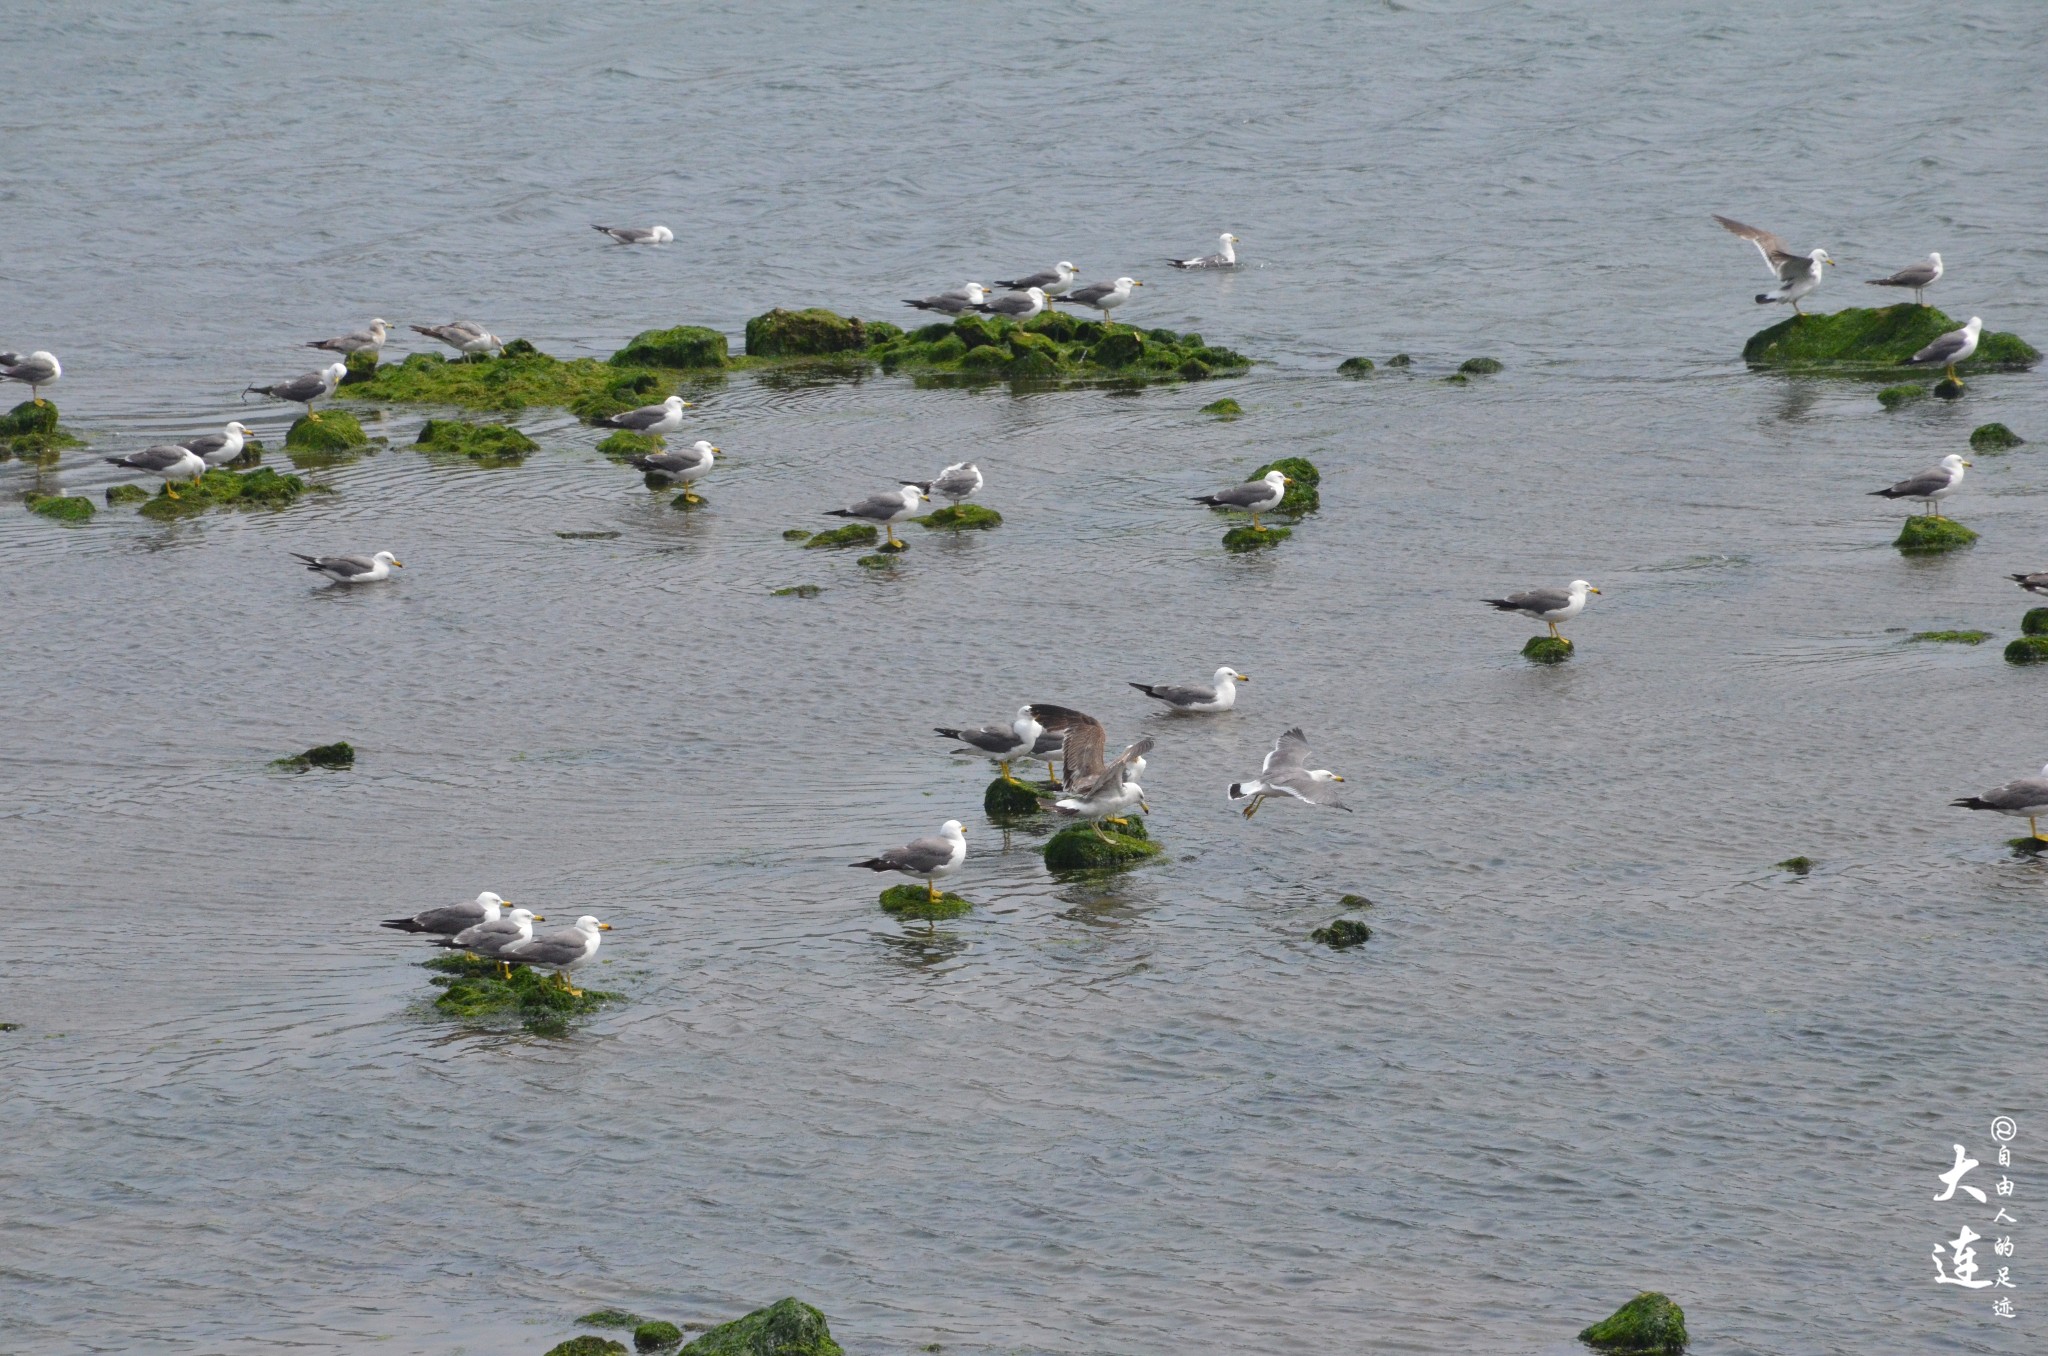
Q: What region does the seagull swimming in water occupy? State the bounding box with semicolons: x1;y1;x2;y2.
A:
1229;728;1350;819
245;363;346;421
902;283;990;316
291;550;404;583
0;350;61;404
1131;666;1248;714
410;321;504;360
1484;579;1599;640
105;444;206;498
592;224;674;245
1713;215;1835;313
852;820;967;903
1866;253;1942;305
1192;468;1291;531
1870;453;1969;518
826;483;928;548
1168;232;1240;270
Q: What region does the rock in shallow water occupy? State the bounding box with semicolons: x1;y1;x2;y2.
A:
983;775;1044;819
878;884;972;920
677;1297;843;1356
1042;816;1162;872
1893;516;1977;554
1577;1290;1688;1354
1741;305;2038;373
27;494;94;523
1523;636;1574;664
1971;422;2025;451
1311;919;1372;949
2004;636;2048;665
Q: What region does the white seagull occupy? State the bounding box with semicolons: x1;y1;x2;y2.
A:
1866;253;1942;305
1229;728;1351;819
410;321;504;360
1168;233;1241;270
381;891;508;937
498;915;612;995
826;483;928;548
935;705;1046;781
852;820;967;903
1131;666;1248;714
1954;764;2048;843
305;319;390;358
1057;277;1142;324
1713;215;1835;312
291;550;404;583
105;445;206;498
910;461;982;505
1192;468;1291;531
438;907;546;976
1;350;62;404
595;393;693;444
903;283;990;316
1870;453;1969;518
180;421;255;468
1906;316;1982;385
1484;579;1599;640
974;286;1047;322
630;439;719;501
245;363;346;421
994;262;1080;296
1029;705;1154;840
592;224;674;245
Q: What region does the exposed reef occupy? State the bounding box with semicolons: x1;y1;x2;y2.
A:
546;1339;627;1356
1311;918;1372;949
2;399;85;459
1742;305;2038;375
2024;608;2048;636
342;340;673;419
611;325;729;370
874;310;1247;383
804;524;877;549
1222;524;1291;552
1577;1291;1688;1354
139;467;310;521
1523;636;1574;664
1972;422;2025;451
286;412;370;461
1460;356;1504;374
916;503;1002;531
676;1297;843;1356
855;553;894;570
424;953;618;1036
1909;630;1990;644
1776;856;1814;874
598;430;663;461
746;308;879;359
1201;397;1243;417
1893;516;1976;554
416;418;537;466
879;883;972;921
105;483;150;505
577;1310;642;1329
1337;357;1375;375
2003;636;2048;665
27;494;93;523
984;775;1046;819
272;741;354;771
633;1321;683;1352
770;584;822;598
1043;815;1162;873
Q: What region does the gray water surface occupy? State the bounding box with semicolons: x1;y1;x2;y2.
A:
5;3;2047;1353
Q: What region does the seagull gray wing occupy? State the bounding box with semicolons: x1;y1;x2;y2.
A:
841;491;906;519
180;432;228;457
1968;777;2048;811
995;267;1060;290
631;448;706;475
1876;467;1953;498
1869;260;1940;289
1267;770;1351;809
261;370;332;402
978;292;1036;317
1910;330;1973;366
886;835;961;874
108;445;196;472
1062;281;1117;306
935;723;1025;755
308;327;377;353
1132;681;1216;707
1072;737;1155;798
1712;215;1797;273
501;926;589;967
1501;587;1573;613
1262;728;1313;774
385;900;485;934
293;552;379;577
601;401;670;430
1204;481;1275;508
932;464;980;496
1;354;58;383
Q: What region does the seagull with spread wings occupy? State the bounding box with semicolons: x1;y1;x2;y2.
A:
1712;215;1835;312
1029;704;1154;839
1228;729;1350;819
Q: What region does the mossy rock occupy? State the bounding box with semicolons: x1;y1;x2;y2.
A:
105;483;150;506
1223;524;1291;552
1201;397;1243;417
774;309;1244;384
879;884;971;920
343;345;668;417
804;524;877;549
635;1321;685;1352
1742;305;2038;375
1877;383;1926;410
2004;636;2048;665
771;584;822;598
2023;608;2048;636
855;553;895;570
1043;815;1162;873
272;741;354;771
2;399;86;457
670;489;708;509
984;775;1044;819
415;418;536;466
781;529;813;542
1934;376;1966;399
1249;456;1320;515
27;494;93;523
676;1297;844;1356
547;1339;629;1356
1909;630;1991;644
1337;357;1375;375
1523;636;1575;664
1311;919;1372;949
285;411;369;455
916;503;1001;530
423;953;619;1035
1089;329;1146;368
1577;1291;1688;1354
959;343;1013;372
745;308;870;358
1776;856;1814;874
598;430;663;462
610;325;729;370
1971;422;2025;451
578;1310;643;1329
1459;356;1504;375
1385;353;1412;367
1440;373;1470;385
139;466;308;520
1894;516;1977;554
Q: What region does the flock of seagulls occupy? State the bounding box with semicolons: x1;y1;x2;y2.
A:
900;231;1237;331
380;891;612;996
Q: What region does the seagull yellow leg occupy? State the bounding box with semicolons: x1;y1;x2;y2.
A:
1105;816;1129;828
1243;795;1264;819
926;879;940;903
2033;816;2046;843
1251;512;1264;532
1092;824;1114;842
165;485;181;500
887;526;902;548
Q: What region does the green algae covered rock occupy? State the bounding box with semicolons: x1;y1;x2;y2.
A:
771;584;822;598
2004;636;2048;665
416;418;536;466
879;883;972;920
781;529;813;542
598;430;663;462
916;503;1002;530
1777;855;1814;874
1877;383;1927;410
1742;305;2039;375
272;741;354;771
1386;353;1412;367
804;523;877;549
2;399;86;457
547;1339;629;1356
984;775;1044;819
1577;1290;1688;1354
139;466;308;521
27;494;94;523
1972;422;2026;451
106;483;150;506
1043;815;1162;873
1250;456;1321;515
677;1297;843;1356
1311;918;1372;949
286;411;368;453
340;352;379;386
578;1310;643;1329
1223;524;1291;552
1337;356;1375;375
861;308;1244;382
855;552;895;570
1524;636;1575;664
610;325;729;370
635;1321;684;1352
1894;516;1977;554
1460;356;1504;374
2023;608;2048;636
424;953;618;1036
343;344;670;418
746;308;871;358
1910;630;1991;644
1201;397;1243;417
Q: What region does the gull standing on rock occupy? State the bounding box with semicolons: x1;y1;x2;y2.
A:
245;363;346;421
935;705;1046;781
1029;705;1153;839
0;350;61;404
595;393;693;444
910;461;982;505
852;820;967;903
826;483;928;548
1192;468;1290;531
1954;763;2048;843
1168;233;1241;270
105;445;206;498
498;916;611;995
1484;579;1599;640
381;891;507;938
1056;277;1142;324
291;550;404;583
975;286;1047;323
180;421;255;469
1870;453;1969;517
410;321;504;360
438;907;545;976
1866;253;1942;305
592;224;674;244
1713;215;1834;313
630;440;719;501
305;319;390;359
1131;666;1248;714
902;283;989;316
1229;728;1350;819
1906;316;1982;386
994;262;1079;296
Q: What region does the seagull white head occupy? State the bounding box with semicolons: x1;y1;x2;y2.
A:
1013;705;1044;739
650;226;674;243
962;282;988;302
901;483;930;505
685;439;719;461
1114;276;1142;289
1571;579;1601;596
1025;286;1047;303
1055;261;1078;278
1964;316;1983;334
1810;248;1835;268
372;550;404;568
940;819;966;839
573;915;613;933
323;362;347;384
505;907;540;927
368;318;391;334
1263;469;1291;488
1214;665;1249;686
225;421;253;439
1308;768;1345;784
1941;453;1972;472
474;891;506;917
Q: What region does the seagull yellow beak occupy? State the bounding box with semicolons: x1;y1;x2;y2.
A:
532;915;545;922
1963;459;1974;467
392;560;405;568
1333;775;1345;782
599;923;613;931
1132;280;1145;286
1236;673;1250;681
1587;586;1600;594
1139;800;1151;814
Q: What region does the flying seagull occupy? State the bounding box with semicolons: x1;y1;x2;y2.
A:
592;224;673;245
180;421;255;468
1168;232;1241;270
437;907;545;977
410;321;504;360
1870;453;1969;517
1954;763;2048;842
1029;704;1153;839
291;550;404;583
0;350;61;404
993;261;1079;296
2010;572;2048;597
1484;579;1599;640
1866;253;1942;305
975;286;1047;323
935;705;1046;782
908;461;982;505
852;819;967;903
497;915;611;995
1713;215;1835;312
381;891;507;938
245;363;346;420
105;445;206;498
630;439;719;501
826;483;928;548
1192;468;1291;531
1906;316;1982;385
902;283;989;316
1228;728;1350;819
1131;666;1248;713
595;393;693;443
1056;277;1143;324
305;318;390;358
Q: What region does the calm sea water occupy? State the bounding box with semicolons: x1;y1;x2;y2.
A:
5;3;2047;1353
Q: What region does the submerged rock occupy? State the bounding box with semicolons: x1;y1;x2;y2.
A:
1742;305;2038;374
1;399;86;458
745;307;872;358
2004;636;2048;665
416;418;536;466
1523;636;1575;664
1459;356;1504;374
781;529;814;542
855;553;895;570
1201;397;1243;417
598;430;663;462
1893;516;1977;554
1440;373;1470;386
2023;608;2048;636
27;494;94;523
1934;376;1966;399
1577;1291;1688;1354
610;325;729;370
879;883;972;920
1385;353;1412;367
1776;856;1814;874
546;1339;628;1356
915;502;1002;530
770;584;822;598
676;1296;844;1356
105;483;150;506
1877;383;1926;410
1043;815;1162;873
1909;630;1991;644
577;1310;643;1329
139;466;309;520
272;741;354;771
285;411;369;455
1971;422;2025;451
424;953;618;1036
1222;525;1292;552
804;524;877;549
1337;357;1375;375
634;1320;684;1352
1310;918;1372;949
984;775;1044;819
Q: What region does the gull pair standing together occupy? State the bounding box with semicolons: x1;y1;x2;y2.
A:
381;890;611;995
103;422;262;497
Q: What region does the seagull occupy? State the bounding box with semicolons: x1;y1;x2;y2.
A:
291;550;404;583
1029;704;1154;839
180;421;255;469
305;318;390;358
437;907;545;977
410;321;504;360
1131;666;1248;713
935;705;1045;781
105;445;206;498
909;461;982;505
1228;728;1351;819
1866;253;1942;305
1056;277;1142;324
1712;215;1835;313
1869;453;1969;517
630;439;719;501
1906;316;1982;386
1192;468;1291;531
1168;232;1240;270
245;363;346;421
381;891;508;937
594;393;693;444
0;350;61;404
974;286;1047;322
1484;580;1599;640
852;819;967;903
2009;572;2048;597
902;283;990;315
1954;763;2048;842
592;224;674;245
497;915;611;995
994;262;1079;296
826;483;928;548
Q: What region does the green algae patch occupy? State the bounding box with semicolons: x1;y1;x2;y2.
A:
746;307;873;358
1337;357;1375;375
804;523;877;550
285;410;368;455
1201;397;1244;417
339;352;379;386
423;953;619;1036
342;344;671;420
548;1339;629;1356
1741;305;2038;375
771;584;822;598
415;418;536;467
677;1297;843;1356
984;775;1044;820
635;1321;684;1352
1440;373;1470;386
598;430;663;462
1460;356;1504;374
1910;630;1991;644
27;494;94;523
1043;815;1162;873
1776;856;1814;874
916;503;1002;530
1578;1290;1688;1355
272;741;354;771
855;553;895;570
1894;516;1977;554
879;884;972;920
2024;608;2048;636
1249;456;1321;515
1523;636;1575;664
1311;918;1372;949
1223;524;1291;552
1877;383;1927;410
139;466;309;521
610;325;729;370
2004;636;2048;665
1972;422;2026;451
578;1311;643;1330
781;528;813;542
2;399;86;458
862;308;1244;383
105;483;150;506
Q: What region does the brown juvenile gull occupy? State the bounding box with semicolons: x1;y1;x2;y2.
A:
1029;704;1153;838
305;319;390;358
381;891;507;937
497;915;611;995
1168;232;1241;270
1484;580;1599;640
1228;728;1350;819
825;483;928;547
292;550;403;584
852;820;967;903
1869;453;1968;517
592;224;673;244
1906;316;1981;385
1192;468;1290;531
994;261;1079;296
1131;666;1248;713
245;362;345;420
410;320;504;360
902;283;989;315
0;350;61;404
1866;253;1942;305
105;445;206;498
1954;763;2048;842
1712;215;1835;312
595;393;692;443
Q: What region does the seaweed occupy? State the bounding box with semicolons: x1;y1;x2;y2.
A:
578;1310;643;1329
1742;305;2038;375
285;412;370;462
546;1340;629;1356
2024;608;2048;637
1523;636;1574;664
634;1321;684;1352
1877;384;1926;409
983;776;1045;819
915;503;1002;530
879;884;972;920
1894;516;1977;554
1776;856;1814;874
610;325;729;370
1459;356;1504;374
1222;525;1291;552
415;418;537;467
1909;630;1991;644
1200;397;1243;417
1;399;86;458
598;430;663;462
1577;1291;1688;1354
1042;815;1162;873
676;1297;843;1356
771;584;822;598
105;483;150;506
139;467;309;520
1337;357;1375;375
272;741;354;771
804;524;877;549
423;953;619;1036
27;494;94;523
2004;636;2048;665
1971;422;2025;451
855;553;895;570
1310;919;1372;949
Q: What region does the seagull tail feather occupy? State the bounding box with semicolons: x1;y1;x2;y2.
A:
1952;797;1994;811
380;918;430;932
